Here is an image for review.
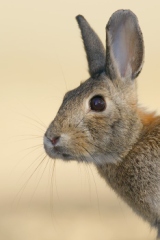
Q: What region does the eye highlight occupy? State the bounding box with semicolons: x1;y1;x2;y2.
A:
90;95;106;112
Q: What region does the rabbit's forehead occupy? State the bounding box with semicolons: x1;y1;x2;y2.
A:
63;76;111;104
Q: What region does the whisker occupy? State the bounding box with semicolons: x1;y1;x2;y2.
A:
83;162;92;205
14;102;47;129
20;113;46;129
78;146;101;216
54;51;68;91
52;160;60;202
50;160;55;216
12;134;43;138
75;115;85;128
21;144;43;152
17;151;46;179
77;162;83;193
17;136;42;141
18;119;45;133
30;156;50;201
88;141;118;163
81;145;99;165
87;164;101;217
87;141;105;152
11;145;44;172
13;155;48;205
8;137;42;144
69;128;118;163
50;159;58;223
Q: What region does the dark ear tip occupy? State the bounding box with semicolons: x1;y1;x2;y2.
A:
112;9;137;17
106;9;138;30
76;15;85;24
106;9;138;27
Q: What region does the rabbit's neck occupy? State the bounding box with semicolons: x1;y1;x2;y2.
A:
96;114;160;224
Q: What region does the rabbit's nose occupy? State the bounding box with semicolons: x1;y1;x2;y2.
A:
51;136;60;145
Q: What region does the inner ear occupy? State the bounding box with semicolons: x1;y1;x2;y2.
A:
106;10;144;80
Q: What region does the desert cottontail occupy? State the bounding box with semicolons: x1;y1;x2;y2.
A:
44;9;160;239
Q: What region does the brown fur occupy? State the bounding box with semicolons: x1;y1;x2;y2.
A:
97;115;160;224
44;10;160;239
138;109;157;126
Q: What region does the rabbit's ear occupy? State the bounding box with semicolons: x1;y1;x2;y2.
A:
76;15;106;77
106;10;144;80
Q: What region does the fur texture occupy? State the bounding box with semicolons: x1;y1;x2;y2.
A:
44;9;160;239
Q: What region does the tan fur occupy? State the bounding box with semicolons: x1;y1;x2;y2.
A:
138;108;157;126
44;10;160;239
97;115;160;224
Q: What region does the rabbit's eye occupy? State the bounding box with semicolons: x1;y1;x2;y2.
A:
90;95;106;112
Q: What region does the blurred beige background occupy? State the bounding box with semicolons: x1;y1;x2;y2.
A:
1;0;160;240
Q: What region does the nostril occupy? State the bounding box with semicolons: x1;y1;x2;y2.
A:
51;136;60;145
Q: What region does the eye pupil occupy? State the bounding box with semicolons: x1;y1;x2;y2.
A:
90;95;106;112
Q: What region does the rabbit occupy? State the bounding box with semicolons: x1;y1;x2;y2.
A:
43;9;160;239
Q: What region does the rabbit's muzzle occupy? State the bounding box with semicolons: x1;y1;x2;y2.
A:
43;134;75;161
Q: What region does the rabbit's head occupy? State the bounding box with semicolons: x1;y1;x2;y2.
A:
44;10;144;165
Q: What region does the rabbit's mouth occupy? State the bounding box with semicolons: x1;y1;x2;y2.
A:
62;153;72;158
43;135;75;161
